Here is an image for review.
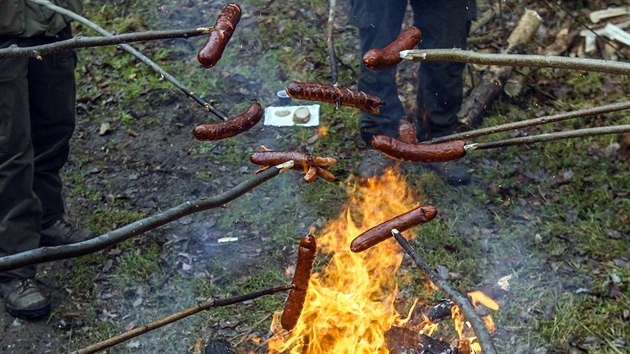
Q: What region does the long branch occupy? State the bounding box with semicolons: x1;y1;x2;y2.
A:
326;0;338;85
72;284;293;354
0;28;211;58
465;124;630;150
392;230;497;354
0;163;292;272
27;0;227;121
429;101;630;143
400;48;630;75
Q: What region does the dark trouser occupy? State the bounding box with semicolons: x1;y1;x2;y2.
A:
0;28;76;279
349;0;475;142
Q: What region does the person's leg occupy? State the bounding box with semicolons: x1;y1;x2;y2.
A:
349;0;408;143
412;0;474;140
411;1;475;185
0;37;49;319
28;28;77;229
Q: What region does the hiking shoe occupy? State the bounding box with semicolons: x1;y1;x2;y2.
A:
358;149;395;179
0;278;50;319
425;161;471;186
40;219;96;247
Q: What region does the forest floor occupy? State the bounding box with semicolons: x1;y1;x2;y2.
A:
0;0;628;353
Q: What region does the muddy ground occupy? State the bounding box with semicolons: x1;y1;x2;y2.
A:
0;0;628;353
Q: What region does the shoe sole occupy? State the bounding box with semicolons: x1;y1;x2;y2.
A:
6;303;51;320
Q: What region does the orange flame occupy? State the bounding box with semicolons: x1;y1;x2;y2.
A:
268;170;419;353
467;291;499;311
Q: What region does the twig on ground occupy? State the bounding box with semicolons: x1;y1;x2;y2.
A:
400;49;630;75
27;0;228;121
392;229;497;354
429;101;630;143
0;162;294;272
465;124;630;151
0;28;211;58
72;285;293;354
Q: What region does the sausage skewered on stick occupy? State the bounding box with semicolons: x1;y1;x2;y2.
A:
281;234;317;331
285;81;384;115
363;26;422;70
192;102;263;141
250;146;338;183
197;3;242;68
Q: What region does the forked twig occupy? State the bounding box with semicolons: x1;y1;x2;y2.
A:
27;0;228;121
392;230;497;354
0;162;293;272
72;285;293;354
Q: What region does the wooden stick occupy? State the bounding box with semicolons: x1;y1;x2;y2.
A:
0;27;211;58
326;0;338;85
0;162;293;272
400;48;630;75
72;285;294;354
392;230;497;354
465;124;630;151
429;101;630;144
27;0;228;121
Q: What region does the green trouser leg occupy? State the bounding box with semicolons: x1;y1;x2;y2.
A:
0;30;76;280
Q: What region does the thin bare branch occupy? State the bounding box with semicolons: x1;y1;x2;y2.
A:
465;124;630;151
430;101;630;143
392;230;498;354
401;49;630;75
0;163;293;272
327;0;338;85
0;28;211;58
72;284;293;354
27;0;228;121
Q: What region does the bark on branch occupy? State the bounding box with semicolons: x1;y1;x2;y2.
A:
0;28;211;58
0;163;292;272
429;101;630;143
26;0;228;121
392;230;497;354
465;124;630;151
401;48;630;75
72;284;294;354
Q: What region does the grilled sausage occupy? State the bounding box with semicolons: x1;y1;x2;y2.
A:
197;3;242;68
350;205;437;252
363;26;421;70
398;118;418;144
285;82;384;115
371;135;466;163
249;151;338;171
192;102;263;140
281;234;317;331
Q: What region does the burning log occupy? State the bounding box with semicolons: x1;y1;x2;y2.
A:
392;230;498;354
385;326;458;354
0;162;293;272
27;0;228;121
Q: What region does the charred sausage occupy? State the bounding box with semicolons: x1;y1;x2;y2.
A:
192;102;263;140
285;82;384;115
281;234;317;331
197;3;242;68
350;205;437;252
362;26;421;70
371;135;466;163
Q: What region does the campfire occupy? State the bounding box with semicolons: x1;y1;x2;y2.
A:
268;169;497;353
